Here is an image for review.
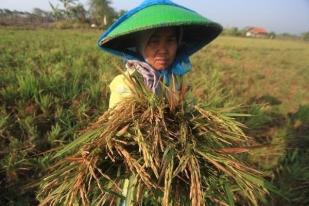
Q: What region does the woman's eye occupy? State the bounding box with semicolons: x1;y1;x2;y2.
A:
168;38;177;43
149;39;159;44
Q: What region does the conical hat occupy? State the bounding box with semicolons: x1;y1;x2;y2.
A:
98;0;222;59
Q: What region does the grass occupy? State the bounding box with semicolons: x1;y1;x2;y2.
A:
0;28;308;205
190;36;309;113
0;29;119;205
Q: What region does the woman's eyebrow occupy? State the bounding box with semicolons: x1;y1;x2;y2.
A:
167;35;177;38
150;34;160;38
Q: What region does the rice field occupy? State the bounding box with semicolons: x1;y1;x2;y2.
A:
0;28;308;205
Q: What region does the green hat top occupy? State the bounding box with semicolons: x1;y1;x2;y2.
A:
98;0;222;60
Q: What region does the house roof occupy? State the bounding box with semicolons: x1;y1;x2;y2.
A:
247;27;268;34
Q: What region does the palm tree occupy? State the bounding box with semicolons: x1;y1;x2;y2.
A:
59;0;77;10
49;2;65;20
70;4;88;22
303;32;309;41
59;0;78;18
89;0;116;27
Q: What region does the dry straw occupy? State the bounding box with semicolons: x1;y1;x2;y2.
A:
37;71;274;206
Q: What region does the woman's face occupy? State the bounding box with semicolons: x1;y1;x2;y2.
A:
143;28;178;71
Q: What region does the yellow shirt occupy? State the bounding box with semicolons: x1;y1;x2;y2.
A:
109;72;133;109
109;71;183;109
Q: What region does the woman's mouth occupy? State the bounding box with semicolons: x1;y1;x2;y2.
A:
152;57;171;70
155;58;168;63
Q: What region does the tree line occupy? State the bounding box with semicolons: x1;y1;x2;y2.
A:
0;0;126;28
222;27;309;41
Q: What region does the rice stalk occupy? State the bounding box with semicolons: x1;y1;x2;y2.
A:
37;72;274;206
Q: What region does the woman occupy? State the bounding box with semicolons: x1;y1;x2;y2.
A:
97;0;223;109
37;2;268;205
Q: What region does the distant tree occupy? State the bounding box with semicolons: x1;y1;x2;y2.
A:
60;0;78;9
222;27;244;37
89;0;117;27
70;3;88;22
0;7;54;26
59;0;77;18
4;9;13;16
231;27;239;36
276;33;300;40
280;33;297;38
32;8;46;17
116;9;127;18
31;8;53;23
302;32;309;41
268;32;276;39
50;0;88;22
49;2;66;20
0;9;13;25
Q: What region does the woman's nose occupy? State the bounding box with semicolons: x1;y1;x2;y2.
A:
157;40;168;53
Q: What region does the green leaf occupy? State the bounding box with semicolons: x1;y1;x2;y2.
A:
224;183;235;206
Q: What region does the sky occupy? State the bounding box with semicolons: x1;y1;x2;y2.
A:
1;0;309;35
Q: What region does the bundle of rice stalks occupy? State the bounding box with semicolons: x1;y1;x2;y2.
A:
37;73;274;206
